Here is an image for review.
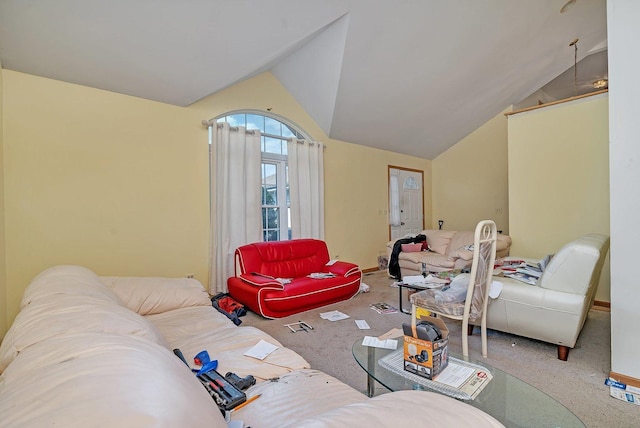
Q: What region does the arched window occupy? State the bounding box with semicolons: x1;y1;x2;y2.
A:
214;111;311;241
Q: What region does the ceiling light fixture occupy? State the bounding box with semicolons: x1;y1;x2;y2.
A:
593;79;608;89
561;0;576;13
570;38;579;96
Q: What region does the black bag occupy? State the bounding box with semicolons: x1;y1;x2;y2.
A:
211;293;246;325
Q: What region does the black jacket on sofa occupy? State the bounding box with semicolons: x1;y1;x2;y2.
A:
388;234;427;280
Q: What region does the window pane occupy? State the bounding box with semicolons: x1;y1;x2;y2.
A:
265;117;281;136
227;114;245;127
262;208;267;229
286;165;290;205
265;229;279;242
266;207;279;229
262;163;277;204
246;114;264;132
264;136;283;154
282;125;295;138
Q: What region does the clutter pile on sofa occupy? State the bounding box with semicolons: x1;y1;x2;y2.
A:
387;228;512;279
0;265;504;427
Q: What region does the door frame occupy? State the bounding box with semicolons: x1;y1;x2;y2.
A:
388;165;425;240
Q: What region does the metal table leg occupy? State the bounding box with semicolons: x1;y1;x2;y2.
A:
367;345;375;397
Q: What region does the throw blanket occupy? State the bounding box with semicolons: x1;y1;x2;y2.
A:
388;234;427;280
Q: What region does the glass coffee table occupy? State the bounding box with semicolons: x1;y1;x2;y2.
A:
353;338;585;428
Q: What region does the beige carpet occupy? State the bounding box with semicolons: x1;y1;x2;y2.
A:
241;270;639;427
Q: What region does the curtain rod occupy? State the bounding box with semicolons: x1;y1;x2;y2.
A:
202;119;325;147
201;120;257;134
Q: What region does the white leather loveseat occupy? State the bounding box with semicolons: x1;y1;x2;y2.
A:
0;265;504;427
484;234;610;361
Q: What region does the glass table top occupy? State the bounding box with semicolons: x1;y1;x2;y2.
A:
353;338;585;428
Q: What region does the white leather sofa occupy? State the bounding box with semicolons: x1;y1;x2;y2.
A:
387;229;512;278
483;234;610;361
0;265;504;428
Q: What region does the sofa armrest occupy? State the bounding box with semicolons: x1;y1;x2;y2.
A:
323;261;361;277
538;234;609;295
238;273;285;288
281;390;504;428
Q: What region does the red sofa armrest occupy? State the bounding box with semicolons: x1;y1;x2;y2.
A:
238;273;285;289
323;261;361;277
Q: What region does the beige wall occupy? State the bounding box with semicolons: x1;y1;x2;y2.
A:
432;109;510;234
3;70;210;326
0;63;7;336
1;70;430;332
507;93;610;302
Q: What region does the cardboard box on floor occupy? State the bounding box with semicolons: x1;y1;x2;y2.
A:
403;316;449;380
606;377;640;406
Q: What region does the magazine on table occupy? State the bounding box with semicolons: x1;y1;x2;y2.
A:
504;271;538;285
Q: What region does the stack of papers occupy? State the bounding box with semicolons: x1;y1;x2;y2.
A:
319;310;350;321
362;336;398;350
308;272;337;279
355;319;370;329
244;339;279;360
402;275;449;287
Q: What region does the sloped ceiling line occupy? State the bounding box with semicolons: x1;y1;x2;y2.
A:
272;13;350;138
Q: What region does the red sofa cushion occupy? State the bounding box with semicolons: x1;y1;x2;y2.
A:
235;239;330;278
229;239;361;318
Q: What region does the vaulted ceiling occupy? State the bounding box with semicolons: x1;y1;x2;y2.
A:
0;1;607;159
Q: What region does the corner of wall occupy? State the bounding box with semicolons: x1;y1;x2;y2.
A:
431;109;510;233
0;61;8;339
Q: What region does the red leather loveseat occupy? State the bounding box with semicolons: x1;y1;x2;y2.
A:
227;239;362;318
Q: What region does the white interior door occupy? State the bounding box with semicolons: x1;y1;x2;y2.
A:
390;167;424;241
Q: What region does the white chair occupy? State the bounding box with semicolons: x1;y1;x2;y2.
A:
410;220;497;357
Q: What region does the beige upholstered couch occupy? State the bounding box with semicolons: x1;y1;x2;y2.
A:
387;229;512;278
484;234;610;361
0;265;504;427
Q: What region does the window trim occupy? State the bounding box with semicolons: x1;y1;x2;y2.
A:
213;109;312;142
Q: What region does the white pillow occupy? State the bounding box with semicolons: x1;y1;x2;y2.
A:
0;298;167;372
21;265;123;308
101;277;212;315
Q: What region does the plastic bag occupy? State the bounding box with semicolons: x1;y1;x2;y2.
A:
432;273;469;304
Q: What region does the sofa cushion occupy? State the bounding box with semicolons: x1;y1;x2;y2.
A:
446;230;475;259
0;297;168;372
496;234;512;253
21;265;123;308
281;390;504;428
236;239;330;278
423;230;457;254
399;251;456;270
401;243;423;253
147;305;310;381
0;333;226;428
233;369;369;428
101;276;212;315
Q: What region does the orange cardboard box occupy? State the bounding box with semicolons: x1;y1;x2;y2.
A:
403;316;449;380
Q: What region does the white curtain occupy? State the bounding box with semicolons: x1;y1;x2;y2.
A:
209;123;262;294
389;170;401;226
288;138;325;239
